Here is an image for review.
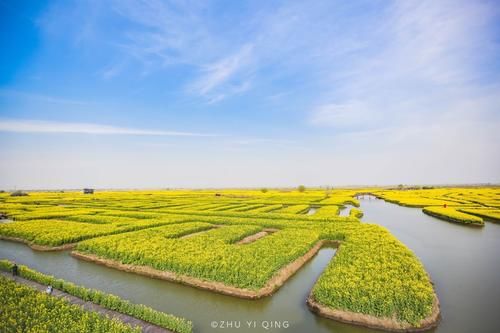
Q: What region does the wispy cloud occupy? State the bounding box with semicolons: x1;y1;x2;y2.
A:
100;61;127;79
110;0;212;64
92;0;256;102
189;44;254;102
308;0;500;132
0;119;218;137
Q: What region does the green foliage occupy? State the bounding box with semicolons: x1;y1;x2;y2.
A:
0;259;13;272
77;223;320;290
313;205;340;218
273;204;310;214
458;208;500;222
422;207;483;225
0;275;141;333
298;185;306;192
313;224;435;326
0;260;193;333
0;217;187;246
76;221;437;327
0;188;458;327
349;208;364;219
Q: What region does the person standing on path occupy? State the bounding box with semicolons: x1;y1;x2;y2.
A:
12;263;18;277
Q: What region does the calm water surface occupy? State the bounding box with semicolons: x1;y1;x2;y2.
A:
359;196;500;333
338;205;354;217
1;198;499;332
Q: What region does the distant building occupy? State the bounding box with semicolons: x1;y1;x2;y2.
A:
83;188;94;194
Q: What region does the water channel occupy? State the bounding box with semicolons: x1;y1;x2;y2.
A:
1;197;499;332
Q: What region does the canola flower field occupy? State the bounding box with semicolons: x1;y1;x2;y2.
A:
0;275;141;333
0;187;498;331
0;260;193;333
371;188;500;226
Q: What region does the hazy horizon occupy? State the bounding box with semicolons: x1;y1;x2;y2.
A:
1;0;499;188
4;182;500;192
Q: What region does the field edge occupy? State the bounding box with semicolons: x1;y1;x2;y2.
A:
71;239;340;299
306;292;440;332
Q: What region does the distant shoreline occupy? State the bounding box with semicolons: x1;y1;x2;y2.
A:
2;183;499;192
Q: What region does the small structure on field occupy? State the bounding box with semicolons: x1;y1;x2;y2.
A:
83;188;94;194
10;190;28;197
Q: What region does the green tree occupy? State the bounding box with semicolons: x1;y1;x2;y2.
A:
298;185;306;193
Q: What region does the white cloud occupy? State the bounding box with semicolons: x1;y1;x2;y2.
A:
189;44;254;102
309;0;500;133
4;0;497;188
109;0;213;66
0;119;218;137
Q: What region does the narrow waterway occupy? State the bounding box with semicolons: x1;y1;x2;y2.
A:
306;207;317;215
0;241;377;333
1;198;499;332
359;196;500;333
338;204;354;217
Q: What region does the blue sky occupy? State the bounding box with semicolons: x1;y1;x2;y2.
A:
1;0;499;189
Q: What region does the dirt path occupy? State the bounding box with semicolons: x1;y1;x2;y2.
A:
236;231;269;244
0;271;173;333
179;225;223;239
236;228;278;245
